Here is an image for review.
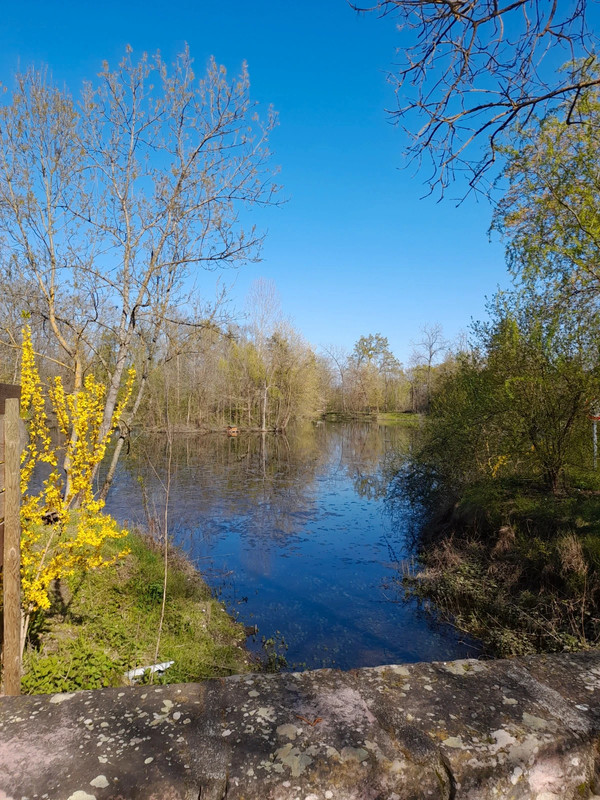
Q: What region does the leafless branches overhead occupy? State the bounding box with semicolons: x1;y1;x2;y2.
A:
352;1;598;194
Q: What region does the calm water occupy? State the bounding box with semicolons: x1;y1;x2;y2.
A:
105;421;480;670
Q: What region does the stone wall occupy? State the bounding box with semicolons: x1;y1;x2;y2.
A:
2;650;600;799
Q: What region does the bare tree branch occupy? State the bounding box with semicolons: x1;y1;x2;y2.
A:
351;0;597;194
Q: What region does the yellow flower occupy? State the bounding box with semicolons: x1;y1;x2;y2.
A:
19;327;135;616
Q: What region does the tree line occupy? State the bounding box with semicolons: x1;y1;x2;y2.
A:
2;275;451;440
324;326;453;416
141;319;455;430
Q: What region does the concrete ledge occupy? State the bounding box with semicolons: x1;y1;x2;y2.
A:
2;651;600;799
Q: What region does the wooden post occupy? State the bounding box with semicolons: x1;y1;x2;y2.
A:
0;415;4;570
1;384;22;696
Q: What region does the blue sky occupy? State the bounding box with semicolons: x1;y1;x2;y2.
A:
0;0;509;364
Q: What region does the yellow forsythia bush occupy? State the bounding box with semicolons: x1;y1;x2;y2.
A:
20;326;134;624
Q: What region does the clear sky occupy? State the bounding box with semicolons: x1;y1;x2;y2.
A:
0;0;510;364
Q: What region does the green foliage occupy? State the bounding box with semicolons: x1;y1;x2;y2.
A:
352;333;393;367
22;638;124;694
494;71;600;302
414;290;600;497
20;531;252;694
132;576;165;609
396;66;600;660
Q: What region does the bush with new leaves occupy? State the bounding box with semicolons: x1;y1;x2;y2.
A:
19;326;134;640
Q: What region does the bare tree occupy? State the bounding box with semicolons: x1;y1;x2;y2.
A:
322;343;350;412
410;323;447;406
0;47;279;496
352;1;597;193
245;278;283;355
245;278;283;430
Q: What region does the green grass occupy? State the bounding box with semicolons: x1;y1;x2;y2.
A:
376;412;423;427
322;410;422;426
21;530;252;694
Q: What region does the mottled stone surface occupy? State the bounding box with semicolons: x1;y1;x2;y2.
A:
2;651;600;798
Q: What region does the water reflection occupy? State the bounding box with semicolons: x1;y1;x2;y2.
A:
104;421;479;670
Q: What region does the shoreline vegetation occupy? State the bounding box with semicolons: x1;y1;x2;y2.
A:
20;528;253;695
402;481;600;659
323;411;422;426
140;411;424;435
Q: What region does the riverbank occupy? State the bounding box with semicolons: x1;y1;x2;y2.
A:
21;529;253;694
323;410;422;426
131;412;423;436
404;481;600;657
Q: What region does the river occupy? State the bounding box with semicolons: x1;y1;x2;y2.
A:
105;420;480;670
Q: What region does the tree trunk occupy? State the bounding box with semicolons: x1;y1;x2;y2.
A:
63;355;83;504
261;382;268;431
98;367;148;501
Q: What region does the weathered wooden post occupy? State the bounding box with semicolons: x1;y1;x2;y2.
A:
1;383;22;696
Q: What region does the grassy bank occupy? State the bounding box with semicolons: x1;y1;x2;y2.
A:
21;530;252;694
404;480;600;657
376;412;423;427
323;410;422;426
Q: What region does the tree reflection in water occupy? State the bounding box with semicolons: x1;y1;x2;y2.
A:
105;421;479;670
